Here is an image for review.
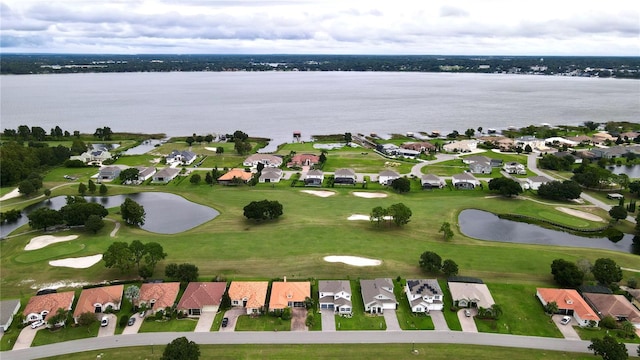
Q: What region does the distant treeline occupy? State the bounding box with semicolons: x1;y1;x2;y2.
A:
1;54;639;78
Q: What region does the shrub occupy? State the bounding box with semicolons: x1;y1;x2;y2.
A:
305;313;315;327
599;315;618;329
281;307;292;320
119;315;129;328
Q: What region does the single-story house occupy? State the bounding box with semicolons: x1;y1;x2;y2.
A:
401;142;436;153
592;132;615;144
469;161;492;174
228;281;269;315
591;146;634;159
152;167;180;183
177;282;227;316
287;154;320;168
526;176;552;190
567;135;593;145
536;288;599;327
583;293;640;329
318;280;352;315
0;299;20;332
515;136;545;150
73;285;124;323
259;168;283;183
360;278;397;314
70;150;112;164
479;136;514;151
138;282;181;314
378;170;400;185
268;280;311;312
334;168;357;185
443;140;477;153
243;154;283;168
503;162;526;175
23;291;75;324
462;155;491;165
304;170;324;186
98;166;122;181
545;137;579;147
217;168;253;185
405;279;444;313
395;148;420;158
135;166;157;181
448;282;495;309
452;173;480;189
166;150;197;166
627;288;640;310
552;151;581;164
379;143;399;156
421;174;445;189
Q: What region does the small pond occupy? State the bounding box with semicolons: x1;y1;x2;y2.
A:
608;164;640;179
0;192;219;237
91;143;121;151
123;139;166;155
458;209;636;254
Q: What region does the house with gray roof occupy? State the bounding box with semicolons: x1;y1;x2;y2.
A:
452;173;480;189
243;154;282;168
469;161;492;174
334;168;356;185
0;299;20;332
503;162;526;175
259;168;283;183
360;278;397;314
166;150;197;166
98;166;122;181
378;170;400;185
318;280;352;315
525;176;552;190
304;169;324;186
405;279;443;313
448;282;495;309
421;174;445;189
135;166;157;181
152;168;180;183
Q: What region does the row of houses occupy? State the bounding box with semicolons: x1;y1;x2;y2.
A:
98;166;181;184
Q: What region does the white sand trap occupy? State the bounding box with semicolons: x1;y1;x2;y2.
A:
347;214;393;221
49;254;103;269
324;255;382;267
25;235;79;251
301;190;336;197
205;147;218;152
352;192;387;198
0;188;21;201
556;207;604;222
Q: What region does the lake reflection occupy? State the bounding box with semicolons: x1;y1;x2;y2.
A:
0;192;219;236
458;209;635;254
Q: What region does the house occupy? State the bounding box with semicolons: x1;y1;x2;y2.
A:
166;150;197;166
177;282;227;316
288;154;320;168
421;174;445;189
591;146;633;159
304;169;324;186
567;135;593;145
360;278;397;314
73;285;124;323
503;162;526;175
545;137;578;147
582;293;640;329
228;281;269;315
268;280;311;311
0;299;20;332
462;155;491;165
70;150;112;164
152;168;180;183
135;166;157;181
552;151;581;164
259;168;283;183
401;142;436;153
627;288;640;310
536;288;599;327
592;132;615;144
379;143;399;156
243;154;283;168
515;136;545;150
378;170;400;185
395;148;420;158
217;168;253;185
469;161;492;174
318;280;352;315
443;140;477;153
480;136;514;151
526;176;552;190
452;173;480;189
138;282;180;314
448;282;495;308
98;166;122;181
405;279;444;313
23;291;75;324
334;168;357;185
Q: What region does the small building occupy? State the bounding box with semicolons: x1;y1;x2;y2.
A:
360;278;397;314
23;291;75;325
177;282;227;316
607;193;624;200
536;288;599;327
378;170;400;185
217;168;253;185
138;282;181;314
318;280;352;315
259;168;283;183
73;285;124;323
98;166;122;181
304;169;324;186
0;299;20;332
421;174;445;189
268;280;311;312
152;168;180;183
228;281;269;315
243;154;283;168
334;168;357;185
405;279;444;313
452;173;480;189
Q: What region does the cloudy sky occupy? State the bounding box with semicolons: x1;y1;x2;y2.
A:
1;0;639;55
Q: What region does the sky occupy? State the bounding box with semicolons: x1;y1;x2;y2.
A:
1;0;639;56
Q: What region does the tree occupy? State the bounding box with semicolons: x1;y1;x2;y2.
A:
44;188;51;199
124;285;140;304
243;200;283;221
84;214;105;234
99;184;108;195
205;172;213;185
588;335;628;360
119;168;140;183
592;258;623;286
477;126;483;134
609;206;628;222
129;240;147;273
465;128;475;139
18;179;36;197
204;134;213;143
488;177;523;197
234;139;252;155
165;263;199;283
190;174;201;184
77;312;98;327
185;136;195;146
161;336;200;360
621;321;636;338
544;301;559;315
47;308;69;327
442;259;459;276
537;180;581;201
439;222;454;241
28;208;63;231
524;144;533;153
60;202;107;226
388;203;412;226
390;177;411;193
419;251;442;273
216;147;224;154
344;132;352;144
78;182;87;196
87;179;97;194
629;181;640;196
121;198;146;226
370;206;387;226
489;304;503;320
550;259;584;288
103;241;134;273
144;242;167;272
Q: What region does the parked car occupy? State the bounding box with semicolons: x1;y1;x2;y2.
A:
36;288;56;296
221;317;229;328
30;320;45;329
464;309;471;317
560;316;571;325
127;317;136;326
139;310;146;318
100;316;109;327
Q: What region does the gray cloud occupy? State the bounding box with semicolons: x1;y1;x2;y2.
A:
440;6;469;17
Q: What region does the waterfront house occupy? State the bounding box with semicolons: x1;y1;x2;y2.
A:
318;280;352;315
138;282;180;314
268;279;311;312
443;140;477;153
401;142;436;153
452;173;480;189
177;282;227;316
287;154;320;168
228;281;269;315
152;167;180;183
23;291;75;325
73;285;124;323
536;288;599;327
360;278;397;314
405;279;444;313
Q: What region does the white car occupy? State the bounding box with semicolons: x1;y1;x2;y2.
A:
560;316;571;325
100;316;109;327
30;320;45;329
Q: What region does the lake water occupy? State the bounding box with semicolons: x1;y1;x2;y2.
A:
458;209;636;254
2;72;638;141
0;193;219;237
609;165;640;178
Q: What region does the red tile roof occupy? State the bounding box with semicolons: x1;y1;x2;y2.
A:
23;292;75;318
73;285;124;318
177;282;226;311
228;281;269;309
269;281;310;310
139;282;180;311
537;288;598;321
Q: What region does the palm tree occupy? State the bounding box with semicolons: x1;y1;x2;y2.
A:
544;301;559;315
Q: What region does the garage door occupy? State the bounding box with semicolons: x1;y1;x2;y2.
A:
202;305;219;313
320;304;334;310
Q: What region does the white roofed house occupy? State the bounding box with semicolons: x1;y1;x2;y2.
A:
152;168;180;183
405;279;444;313
503;162;526;175
515;136;544;151
378;170;400;185
443;140;477;153
421;174;445;189
318;280;353;315
243;154;283;168
259;168;283;183
135;166;157;181
360;278;397;314
166;150;197;166
448;281;495;309
452;173;480;189
526;176;552;190
304;169;324;186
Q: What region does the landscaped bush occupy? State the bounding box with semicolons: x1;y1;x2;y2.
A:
599;315;618;329
119;315;129;328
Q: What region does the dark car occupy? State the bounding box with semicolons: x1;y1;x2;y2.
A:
36;288;57;296
221;317;229;328
128;317;136;326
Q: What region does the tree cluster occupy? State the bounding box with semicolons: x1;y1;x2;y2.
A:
572;163;614;189
121;198;146;226
162;336;201;360
231;130;252;155
28;196;109;232
488;177;523;197
93;127;113;141
538;154;575;171
243;200;283;221
370;203;412;227
165;263;199;283
550;258;622;289
419;251;459;277
103;240;166;277
537;180;581;200
589;335;628;360
390;177;411;193
18;173;44;197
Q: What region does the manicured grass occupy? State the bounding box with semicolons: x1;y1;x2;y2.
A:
113;155;159;166
574;326;640;343
235;314;291;331
31;323;99;347
138;318;198;333
40;343;604;360
322;149;415;174
211;310;226;331
438;279;462;331
394;278;435;330
0;326;22;351
336;281;386;331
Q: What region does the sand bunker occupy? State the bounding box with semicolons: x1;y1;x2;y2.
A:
49;254;103;269
352;192;387;198
205;147;218;152
0;188;21;201
324;255;382;267
301;190;336;197
347;214;393;221
25;235;79;251
556;207;604;222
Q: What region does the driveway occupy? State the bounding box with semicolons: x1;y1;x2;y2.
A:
431;311;449;331
552;315;581;340
13;326;41;350
458;308;477;333
194;311;216;333
219;308;245;332
291;308;308;331
320;309;335;332
383;311;400;331
97;314;116;337
121;313;144;335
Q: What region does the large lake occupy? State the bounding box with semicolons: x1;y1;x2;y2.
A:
2;72;638;141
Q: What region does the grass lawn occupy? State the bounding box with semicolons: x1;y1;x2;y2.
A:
138;318;198;333
235;314;291;331
574;326;640;343
31;323;99;347
439;279;462;331
113;155;159;166
394;278;435;330
336;280;386;331
40;343;606;360
322;149;415;174
211;311;226;331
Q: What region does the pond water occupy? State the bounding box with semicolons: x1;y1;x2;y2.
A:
123;139;166;155
91;143;120;151
0;192;219;237
608;165;640;179
458;209;636;254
